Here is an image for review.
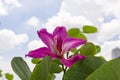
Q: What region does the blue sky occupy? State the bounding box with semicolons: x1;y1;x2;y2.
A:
0;0;62;58
0;0;62;33
0;0;62;79
1;0;120;80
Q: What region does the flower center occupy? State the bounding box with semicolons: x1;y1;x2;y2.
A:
54;35;63;58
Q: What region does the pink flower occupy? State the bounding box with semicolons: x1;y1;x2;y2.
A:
26;26;86;67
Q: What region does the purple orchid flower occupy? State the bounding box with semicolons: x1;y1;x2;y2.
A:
26;26;86;67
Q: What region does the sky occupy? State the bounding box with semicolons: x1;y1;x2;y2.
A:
1;0;120;80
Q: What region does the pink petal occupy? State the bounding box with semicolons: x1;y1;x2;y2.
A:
26;47;56;58
60;54;86;67
53;26;67;41
37;29;54;50
62;37;86;53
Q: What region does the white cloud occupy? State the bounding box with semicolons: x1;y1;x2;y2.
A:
98;39;120;60
0;56;3;60
26;16;41;27
86;19;120;44
44;0;120;61
45;12;93;32
59;0;104;26
45;0;120;43
0;0;21;16
118;35;120;39
94;0;120;18
0;29;29;53
5;0;21;7
28;40;45;50
45;0;103;42
98;19;120;42
0;0;8;15
59;0;120;23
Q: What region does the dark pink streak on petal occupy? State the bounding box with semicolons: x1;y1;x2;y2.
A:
53;26;68;55
37;29;54;51
53;26;67;41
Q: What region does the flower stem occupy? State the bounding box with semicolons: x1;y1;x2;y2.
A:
67;52;69;58
62;64;67;80
62;52;69;80
74;48;81;55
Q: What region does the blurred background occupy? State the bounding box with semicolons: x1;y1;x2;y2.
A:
0;0;120;79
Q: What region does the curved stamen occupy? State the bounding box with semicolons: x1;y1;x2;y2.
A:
53;35;63;57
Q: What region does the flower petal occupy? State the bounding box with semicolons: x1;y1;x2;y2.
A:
62;37;86;53
60;54;86;67
26;47;56;58
37;29;54;50
53;26;67;41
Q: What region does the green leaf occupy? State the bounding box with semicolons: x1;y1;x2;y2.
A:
83;25;97;33
68;28;87;40
31;58;41;64
30;56;52;80
64;57;106;80
11;57;31;80
53;58;61;65
68;28;80;37
86;58;120;80
47;74;56;80
50;62;62;73
80;42;98;56
0;69;2;77
95;45;101;53
5;73;13;80
76;33;87;40
71;48;77;53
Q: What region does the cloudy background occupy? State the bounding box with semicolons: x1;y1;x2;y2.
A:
1;0;120;80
